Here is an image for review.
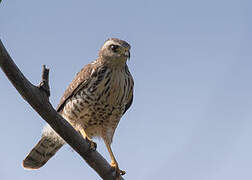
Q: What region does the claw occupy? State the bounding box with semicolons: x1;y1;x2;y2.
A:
118;169;126;176
85;137;97;151
111;161;126;179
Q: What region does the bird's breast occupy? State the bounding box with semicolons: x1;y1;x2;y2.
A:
62;66;132;139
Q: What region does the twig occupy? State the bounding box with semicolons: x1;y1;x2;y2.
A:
38;65;50;97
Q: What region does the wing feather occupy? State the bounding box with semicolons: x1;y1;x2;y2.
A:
123;67;134;115
123;94;133;115
56;63;95;112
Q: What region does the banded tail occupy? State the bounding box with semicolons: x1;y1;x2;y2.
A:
23;125;65;169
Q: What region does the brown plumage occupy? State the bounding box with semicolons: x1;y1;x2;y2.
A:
23;38;134;176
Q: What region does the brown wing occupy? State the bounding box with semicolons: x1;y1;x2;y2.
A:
123;94;133;115
123;66;134;115
56;62;95;112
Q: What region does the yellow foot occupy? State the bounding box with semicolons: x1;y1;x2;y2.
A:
85;137;97;151
111;162;126;179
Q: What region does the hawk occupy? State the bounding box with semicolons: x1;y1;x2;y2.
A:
23;38;134;176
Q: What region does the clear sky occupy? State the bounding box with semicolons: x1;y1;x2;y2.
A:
1;0;252;179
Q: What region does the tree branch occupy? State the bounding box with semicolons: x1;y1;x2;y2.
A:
0;40;124;180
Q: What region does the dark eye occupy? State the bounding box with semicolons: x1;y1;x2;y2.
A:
110;44;119;52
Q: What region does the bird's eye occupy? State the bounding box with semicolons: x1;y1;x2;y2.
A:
110;44;119;52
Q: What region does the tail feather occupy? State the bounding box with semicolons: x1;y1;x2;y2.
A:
23;136;64;169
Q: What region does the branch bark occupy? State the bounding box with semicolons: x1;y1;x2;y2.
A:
0;40;124;180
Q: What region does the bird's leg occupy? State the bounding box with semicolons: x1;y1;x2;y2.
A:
79;129;97;151
104;140;126;177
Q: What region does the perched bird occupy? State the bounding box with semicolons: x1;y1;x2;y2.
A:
23;38;134;176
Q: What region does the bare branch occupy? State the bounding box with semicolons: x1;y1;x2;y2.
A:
0;40;124;180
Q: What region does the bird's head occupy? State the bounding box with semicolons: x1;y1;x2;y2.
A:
99;38;131;66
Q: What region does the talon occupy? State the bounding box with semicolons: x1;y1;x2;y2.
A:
119;170;126;175
85;137;97;151
111;162;126;178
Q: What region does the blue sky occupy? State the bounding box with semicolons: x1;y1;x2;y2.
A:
1;0;252;179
